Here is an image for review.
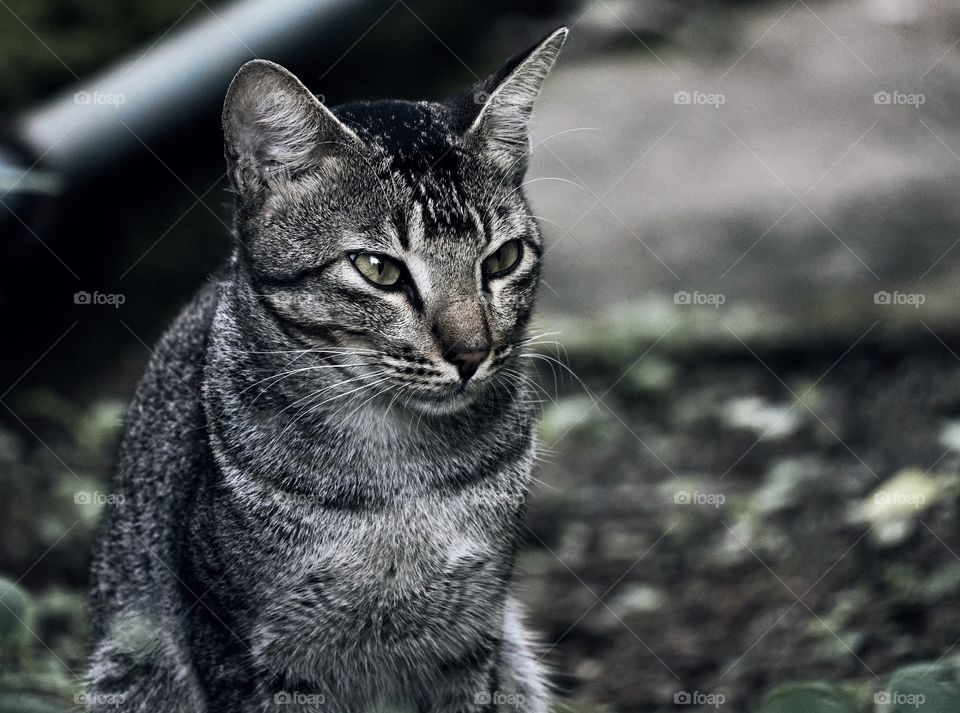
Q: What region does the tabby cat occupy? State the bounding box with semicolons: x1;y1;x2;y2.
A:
87;27;568;713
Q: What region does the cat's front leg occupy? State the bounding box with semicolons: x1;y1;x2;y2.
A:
85;613;207;713
494;597;551;713
415;640;500;713
422;610;549;713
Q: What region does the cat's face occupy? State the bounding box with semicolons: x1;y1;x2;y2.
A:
223;30;566;414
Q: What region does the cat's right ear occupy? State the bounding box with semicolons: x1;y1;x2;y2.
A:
222;60;363;195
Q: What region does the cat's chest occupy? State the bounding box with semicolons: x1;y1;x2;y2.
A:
273;491;513;603
250;493;516;680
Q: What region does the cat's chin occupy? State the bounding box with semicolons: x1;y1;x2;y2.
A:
403;383;483;417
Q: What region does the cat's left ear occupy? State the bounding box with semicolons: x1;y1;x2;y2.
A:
460;28;568;178
222;59;364;196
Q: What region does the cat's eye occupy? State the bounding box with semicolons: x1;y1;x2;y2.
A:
350;252;404;287
482;239;523;278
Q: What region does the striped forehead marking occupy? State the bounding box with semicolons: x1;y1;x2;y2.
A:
406;201;426;252
465;202;489;246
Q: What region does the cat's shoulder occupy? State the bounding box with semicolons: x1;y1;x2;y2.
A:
122;276;221;426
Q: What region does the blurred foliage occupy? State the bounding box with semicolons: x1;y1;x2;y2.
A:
757;665;960;712
757;683;860;713
0;0;223;112
0;577;32;670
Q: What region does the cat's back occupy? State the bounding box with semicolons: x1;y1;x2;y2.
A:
90;280;220;637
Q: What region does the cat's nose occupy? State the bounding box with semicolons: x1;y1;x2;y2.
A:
444;345;489;382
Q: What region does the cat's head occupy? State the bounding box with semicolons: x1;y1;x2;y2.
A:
222;29;566;415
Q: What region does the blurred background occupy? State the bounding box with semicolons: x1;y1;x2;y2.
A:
2;0;960;711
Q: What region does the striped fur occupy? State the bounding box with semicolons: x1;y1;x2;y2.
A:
87;28;567;713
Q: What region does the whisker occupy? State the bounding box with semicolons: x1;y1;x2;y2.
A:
517;352;598;409
238;346;382;356
342;382;396;422
279;375;392;438
493;125;600;195
272;370;389;427
502;367;557;408
238;361;377;401
501;176;591;206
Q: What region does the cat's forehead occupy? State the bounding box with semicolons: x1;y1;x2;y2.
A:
334;99;463;176
333;99;491;243
273;98;532;256
397;196;483;256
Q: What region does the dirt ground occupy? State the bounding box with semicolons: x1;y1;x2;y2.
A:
521;320;960;712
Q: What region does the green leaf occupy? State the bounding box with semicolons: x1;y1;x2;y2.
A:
757;682;858;713
0;577;31;648
881;661;960;712
0;693;65;713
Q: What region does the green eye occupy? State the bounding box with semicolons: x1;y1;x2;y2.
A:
350;252;404;287
483;239;523;277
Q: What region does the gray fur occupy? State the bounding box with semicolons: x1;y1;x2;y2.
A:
88;28;567;713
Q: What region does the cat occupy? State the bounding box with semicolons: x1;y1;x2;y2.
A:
87;27;568;713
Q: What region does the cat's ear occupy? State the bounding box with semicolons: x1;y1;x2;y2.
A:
222;59;363;194
462;28;568;177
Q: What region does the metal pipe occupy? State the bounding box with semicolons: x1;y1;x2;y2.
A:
14;0;379;182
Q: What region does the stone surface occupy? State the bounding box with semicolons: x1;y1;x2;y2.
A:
529;1;960;343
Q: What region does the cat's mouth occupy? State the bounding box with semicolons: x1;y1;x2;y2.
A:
402;377;486;415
